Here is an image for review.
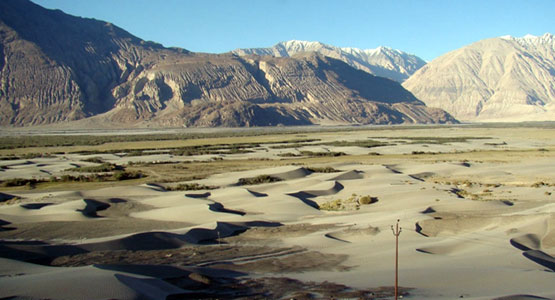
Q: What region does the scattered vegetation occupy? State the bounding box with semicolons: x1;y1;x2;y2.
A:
0;170;145;188
306;167;341;173
0;133;273;150
531;181;554;187
238;175;282;186
449;187;497;201
67;163;121;173
300;151;346;157
270;139;389;150
319;194;378;211
484;141;507;146
0;153;55;160
319;199;346;211
165;183;217;191
168;143;260;156
411;151;440;155
323;140;389;148
6;124;488;151
58;174;108;183
127;160;178;166
112;171;144;181
277;152;301;157
0;178;42;188
81;157;105;163
372;136;491;145
278;151;346;158
358;195;378;205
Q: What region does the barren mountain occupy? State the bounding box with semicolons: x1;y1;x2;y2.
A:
233;40;426;82
403;34;555;122
0;0;455;127
0;0;183;126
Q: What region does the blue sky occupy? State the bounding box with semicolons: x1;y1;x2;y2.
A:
34;0;554;61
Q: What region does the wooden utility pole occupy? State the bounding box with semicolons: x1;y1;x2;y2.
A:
391;219;402;300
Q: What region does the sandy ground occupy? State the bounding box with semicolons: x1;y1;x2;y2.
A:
0;125;554;299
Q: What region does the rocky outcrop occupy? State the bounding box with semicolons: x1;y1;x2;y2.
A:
0;0;456;127
100;52;455;127
99;53;456;127
233;40;426;82
403;34;555;122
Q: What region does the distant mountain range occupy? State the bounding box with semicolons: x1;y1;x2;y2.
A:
403;33;555;122
233;40;426;82
1;0;552;127
0;0;456;128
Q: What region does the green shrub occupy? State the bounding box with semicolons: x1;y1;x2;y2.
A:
300;151;346;157
319;194;378;211
358;195;378;205
127;150;145;156
81;157;105;163
238;175;282;185
531;181;546;188
306;167;340;173
113;171;143;181
0;178;41;187
319;199;344;211
277;152;301;157
68;163;119;173
324;140;389;148
166;183;217;191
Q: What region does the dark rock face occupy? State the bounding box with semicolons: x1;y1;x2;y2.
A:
0;0;457;127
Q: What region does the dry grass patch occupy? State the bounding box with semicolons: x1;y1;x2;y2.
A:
238;175;282;186
306;166;341;173
165;183;217;191
319;194;378;211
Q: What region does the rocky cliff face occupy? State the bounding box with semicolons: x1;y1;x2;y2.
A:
0;0;456;127
403;34;555;122
103;52;455;127
233;40;427;82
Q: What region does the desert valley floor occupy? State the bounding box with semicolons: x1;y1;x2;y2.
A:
0;124;554;300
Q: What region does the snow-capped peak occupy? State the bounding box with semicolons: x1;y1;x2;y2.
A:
232;40;427;82
280;40;324;48
499;33;554;46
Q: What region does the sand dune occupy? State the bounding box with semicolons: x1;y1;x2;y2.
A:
329;169;365;181
493;296;552;300
0;199;96;223
522;250;555;272
416;239;476;255
325;225;380;243
511;233;543;251
290;180;344;197
271;167;313;180
0;258;188;300
1;126;555;299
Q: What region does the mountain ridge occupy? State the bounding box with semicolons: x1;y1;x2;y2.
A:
232;40;426;82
